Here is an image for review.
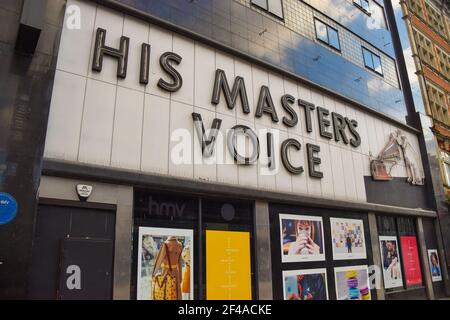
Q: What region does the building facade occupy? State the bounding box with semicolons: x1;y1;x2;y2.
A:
398;1;450;202
0;0;448;300
391;0;450;288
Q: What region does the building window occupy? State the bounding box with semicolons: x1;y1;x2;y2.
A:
251;0;284;19
362;47;383;75
314;19;341;51
413;29;436;69
435;46;450;80
353;0;370;14
424;2;447;40
407;0;425;20
426;83;449;125
370;1;388;29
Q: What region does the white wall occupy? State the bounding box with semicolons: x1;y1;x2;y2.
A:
44;0;424;203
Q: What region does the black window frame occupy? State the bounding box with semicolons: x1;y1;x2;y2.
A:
362;46;383;76
353;0;371;16
314;18;341;52
251;0;284;20
371;0;389;30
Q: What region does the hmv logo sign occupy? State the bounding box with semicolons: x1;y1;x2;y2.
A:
147;196;186;218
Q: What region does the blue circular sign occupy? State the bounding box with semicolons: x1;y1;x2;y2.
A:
0;193;18;225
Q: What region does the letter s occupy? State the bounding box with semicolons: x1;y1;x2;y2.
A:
158;52;183;92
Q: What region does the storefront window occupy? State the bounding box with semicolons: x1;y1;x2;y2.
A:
270;204;374;300
133;189;254;300
377;216;423;293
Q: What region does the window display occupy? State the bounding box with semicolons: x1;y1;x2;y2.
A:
206;230;252;300
379;236;404;289
334;265;371;300
400;236;422;286
330;217;367;260
427;249;442;282
137;227;194;300
279;214;325;262
282;268;329;300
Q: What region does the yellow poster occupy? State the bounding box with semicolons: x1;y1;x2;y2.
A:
206;230;252;300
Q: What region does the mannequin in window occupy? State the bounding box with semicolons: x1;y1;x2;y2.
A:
152;236;183;300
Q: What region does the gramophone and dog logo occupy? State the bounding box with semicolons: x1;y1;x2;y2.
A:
370;130;425;186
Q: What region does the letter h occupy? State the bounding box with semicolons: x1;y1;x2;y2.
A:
92;28;129;79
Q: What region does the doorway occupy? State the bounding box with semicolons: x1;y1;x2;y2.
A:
28;203;115;299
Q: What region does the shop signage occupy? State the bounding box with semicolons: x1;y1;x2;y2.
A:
92;28;364;179
0;192;18;225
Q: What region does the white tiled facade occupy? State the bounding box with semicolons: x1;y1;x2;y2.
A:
44;0;423;204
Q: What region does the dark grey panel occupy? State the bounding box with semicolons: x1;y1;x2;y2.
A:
28;205;115;300
364;177;430;210
0;0;64;299
58;238;114;300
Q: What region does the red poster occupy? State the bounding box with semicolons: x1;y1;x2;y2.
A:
400;236;423;286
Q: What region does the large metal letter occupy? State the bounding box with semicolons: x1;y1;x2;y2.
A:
346;118;361;148
281;139;304;175
281;94;298;127
158;52;183;92
307;143;323;178
192;113;222;158
140;43;151;85
227;125;260;165
255;86;279;123
211;69;250;114
298;99;315;133
332;112;349;144
92;28;129;79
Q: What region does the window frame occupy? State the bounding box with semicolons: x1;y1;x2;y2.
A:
362;46;384;76
314;18;341;52
353;0;371;15
250;0;284;20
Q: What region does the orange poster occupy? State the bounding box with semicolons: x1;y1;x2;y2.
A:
206;230;252;300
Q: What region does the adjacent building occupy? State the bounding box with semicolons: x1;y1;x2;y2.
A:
0;0;449;300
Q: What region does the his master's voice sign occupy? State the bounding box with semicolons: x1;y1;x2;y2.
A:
0;192;18;225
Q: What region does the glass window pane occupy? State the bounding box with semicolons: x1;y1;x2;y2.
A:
251;0;268;10
315;20;328;43
373;54;382;74
362;0;370;12
328;28;340;50
268;0;283;18
363;48;374;69
371;2;387;29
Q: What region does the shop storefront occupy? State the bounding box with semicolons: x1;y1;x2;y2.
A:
28;0;448;300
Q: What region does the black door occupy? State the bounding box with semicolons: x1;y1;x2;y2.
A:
28;204;115;299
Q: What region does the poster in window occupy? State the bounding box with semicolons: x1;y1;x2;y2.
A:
427;249;442;282
334;265;371;300
137;227;194;300
379;236;404;289
400;236;423;286
206;230;252;300
282;268;329;300
330;217;367;260
279;214;325;263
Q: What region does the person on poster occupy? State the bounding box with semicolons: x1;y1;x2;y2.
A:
346;234;353;253
287;220;321;255
430;252;441;278
152;236;183;300
181;242;191;300
286;274;327;300
383;241;401;280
